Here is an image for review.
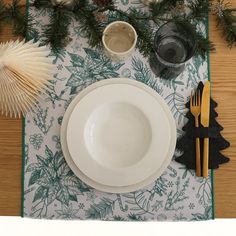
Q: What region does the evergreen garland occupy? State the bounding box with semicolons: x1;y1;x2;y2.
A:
42;6;72;53
212;0;236;47
1;0;236;58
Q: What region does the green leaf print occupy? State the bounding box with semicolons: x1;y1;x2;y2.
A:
152;177;168;197
113;216;126;221
65;48;124;95
29;169;41;187
160;77;184;90
55;204;80;219
196;176;212;207
128;213;145;221
165;92;187;124
45;80;68;106
51;47;67;64
67;52;84;66
29;133;43;150
121;0;129;5
124;192;154;216
33;107;54;135
85;198;115;219
52;135;61;149
69;194;77;202
164;177;189;211
57;187;70;206
33;186;47;203
27;146;90;218
26;163;41;172
131;57;163;95
83;48;100;60
191;206;212;221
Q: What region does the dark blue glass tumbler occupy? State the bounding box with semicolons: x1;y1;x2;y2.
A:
150;21;197;79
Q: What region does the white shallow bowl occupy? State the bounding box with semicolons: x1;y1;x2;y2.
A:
67;83;172;187
61;78;176;193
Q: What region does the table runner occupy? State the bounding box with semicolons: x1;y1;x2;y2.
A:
22;1;214;220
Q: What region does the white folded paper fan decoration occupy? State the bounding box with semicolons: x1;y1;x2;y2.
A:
0;40;54;118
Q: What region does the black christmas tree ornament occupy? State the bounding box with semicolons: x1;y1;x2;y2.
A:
175;81;230;171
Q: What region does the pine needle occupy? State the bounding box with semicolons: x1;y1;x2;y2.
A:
213;0;236;47
42;7;72;53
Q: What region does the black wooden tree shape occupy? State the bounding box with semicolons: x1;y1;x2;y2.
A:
175;82;230;170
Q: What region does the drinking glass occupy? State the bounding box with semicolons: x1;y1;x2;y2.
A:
150;21;197;79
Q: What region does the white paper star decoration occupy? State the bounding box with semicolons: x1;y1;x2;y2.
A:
0;40;54;117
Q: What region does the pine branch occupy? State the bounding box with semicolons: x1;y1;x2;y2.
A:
42;7;72;53
0;0;7;22
126;9;154;57
33;0;54;9
73;2;103;48
3;0;26;36
195;31;215;59
188;0;212;21
212;0;236;47
104;7;154;57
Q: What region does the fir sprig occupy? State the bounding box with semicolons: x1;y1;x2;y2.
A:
195;31;215;58
8;0;29;36
1;0;235;59
73;1;103;48
33;0;53;9
0;0;34;37
43;7;72;53
188;0;212;21
107;7;153;57
212;0;236;47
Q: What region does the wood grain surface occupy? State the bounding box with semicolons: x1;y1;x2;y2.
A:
0;0;236;217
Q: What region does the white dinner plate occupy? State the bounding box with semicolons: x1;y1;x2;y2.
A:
61;78;176;193
67;83;171;186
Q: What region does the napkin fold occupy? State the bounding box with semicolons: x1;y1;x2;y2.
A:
175;82;230;170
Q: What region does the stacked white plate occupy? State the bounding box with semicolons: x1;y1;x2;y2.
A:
61;78;176;193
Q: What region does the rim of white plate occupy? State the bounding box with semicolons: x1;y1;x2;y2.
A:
66;83;172;187
61;78;177;193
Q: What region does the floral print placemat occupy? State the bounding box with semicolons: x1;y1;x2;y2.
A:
22;1;214;220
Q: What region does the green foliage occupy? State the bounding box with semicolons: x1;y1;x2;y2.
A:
33;0;53;9
127;213;145;221
195;31;216;59
73;3;103;48
188;0;212;21
113;216;126;221
153;177;168;197
33;107;54;135
131;57;154;84
124;191;154;216
164;177;189;211
27;145;90;217
126;8;154;57
55;204;80;219
85;198;115;219
131;57;163;95
213;0;236;47
65;48;123;95
191;206;212;220
42;7;72;53
0;0;33;37
0;0;235;57
196;177;212;206
165;92;186;124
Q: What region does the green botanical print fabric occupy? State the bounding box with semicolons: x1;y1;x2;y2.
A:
22;1;214;220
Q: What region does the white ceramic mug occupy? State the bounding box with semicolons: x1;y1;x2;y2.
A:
102;21;137;61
